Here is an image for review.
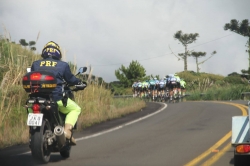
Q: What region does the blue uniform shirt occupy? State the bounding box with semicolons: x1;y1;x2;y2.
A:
31;57;80;101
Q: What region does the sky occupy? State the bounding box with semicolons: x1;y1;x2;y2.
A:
0;0;250;82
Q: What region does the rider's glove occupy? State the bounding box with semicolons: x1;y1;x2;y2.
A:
75;81;87;90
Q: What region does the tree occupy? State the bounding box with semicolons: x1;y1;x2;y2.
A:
29;41;36;51
228;72;240;76
224;19;250;73
19;39;36;51
191;51;206;73
191;51;216;73
150;74;160;80
19;39;28;47
115;60;147;87
173;30;199;71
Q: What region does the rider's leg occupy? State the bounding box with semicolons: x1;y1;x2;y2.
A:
143;88;146;97
145;88;148;97
152;86;155;99
169;83;173;100
148;87;151;98
57;98;81;145
170;89;173;100
165;85;169;98
173;87;177;98
155;86;158;97
182;88;186;96
139;88;142;98
177;83;181;97
134;88;137;97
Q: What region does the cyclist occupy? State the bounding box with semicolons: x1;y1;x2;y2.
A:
163;76;167;88
168;74;177;100
165;76;170;99
136;80;143;98
174;74;181;98
148;78;157;100
132;81;138;97
180;78;186;96
158;78;166;100
154;77;159;99
146;80;151;97
142;80;150;98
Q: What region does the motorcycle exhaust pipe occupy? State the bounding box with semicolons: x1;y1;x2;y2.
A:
54;125;66;148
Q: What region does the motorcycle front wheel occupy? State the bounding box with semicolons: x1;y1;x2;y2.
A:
30;119;51;163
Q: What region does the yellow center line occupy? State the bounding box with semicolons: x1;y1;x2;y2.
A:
184;102;247;166
184;131;232;166
216;102;248;116
201;142;232;166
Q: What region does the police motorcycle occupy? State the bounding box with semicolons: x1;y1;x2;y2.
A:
22;67;87;163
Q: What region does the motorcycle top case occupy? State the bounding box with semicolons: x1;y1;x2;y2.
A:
22;71;57;93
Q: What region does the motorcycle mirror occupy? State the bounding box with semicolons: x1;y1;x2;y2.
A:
78;67;87;73
76;67;87;76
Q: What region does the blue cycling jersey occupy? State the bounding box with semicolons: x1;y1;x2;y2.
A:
149;80;156;85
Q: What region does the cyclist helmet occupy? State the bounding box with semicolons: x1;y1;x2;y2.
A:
154;77;157;80
41;41;62;60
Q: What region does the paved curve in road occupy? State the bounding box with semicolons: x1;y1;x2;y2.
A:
0;100;247;166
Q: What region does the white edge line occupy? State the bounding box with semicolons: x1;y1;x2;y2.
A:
76;102;167;141
17;103;167;155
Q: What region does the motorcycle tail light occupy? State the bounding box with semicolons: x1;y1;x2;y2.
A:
23;76;28;81
30;72;42;80
32;104;40;113
44;75;55;81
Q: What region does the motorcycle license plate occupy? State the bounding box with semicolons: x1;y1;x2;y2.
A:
27;113;43;126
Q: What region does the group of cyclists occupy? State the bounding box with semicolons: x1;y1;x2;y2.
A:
132;74;186;102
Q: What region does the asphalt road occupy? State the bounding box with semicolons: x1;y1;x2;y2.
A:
0;100;248;166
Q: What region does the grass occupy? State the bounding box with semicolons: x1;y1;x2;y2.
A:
186;84;250;101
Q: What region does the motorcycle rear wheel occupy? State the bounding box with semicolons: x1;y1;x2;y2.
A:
30;119;51;163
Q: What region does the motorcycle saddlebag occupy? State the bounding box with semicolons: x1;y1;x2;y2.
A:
22;71;57;93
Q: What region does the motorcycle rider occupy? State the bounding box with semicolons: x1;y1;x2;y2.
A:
31;41;86;146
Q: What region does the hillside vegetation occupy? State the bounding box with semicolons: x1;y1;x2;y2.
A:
177;71;250;100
